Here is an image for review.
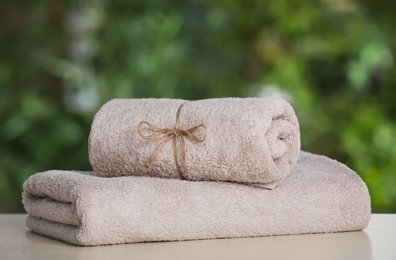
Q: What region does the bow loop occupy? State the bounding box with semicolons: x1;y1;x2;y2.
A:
185;124;206;143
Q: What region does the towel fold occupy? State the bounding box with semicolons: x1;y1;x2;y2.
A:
22;152;370;246
88;98;300;187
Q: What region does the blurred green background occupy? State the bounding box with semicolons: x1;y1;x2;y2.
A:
1;0;395;213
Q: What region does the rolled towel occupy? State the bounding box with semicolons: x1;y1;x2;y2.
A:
88;98;300;187
22;152;370;246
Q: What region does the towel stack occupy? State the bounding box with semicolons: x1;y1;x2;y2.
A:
22;98;371;246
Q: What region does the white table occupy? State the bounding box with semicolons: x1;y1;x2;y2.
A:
0;214;395;260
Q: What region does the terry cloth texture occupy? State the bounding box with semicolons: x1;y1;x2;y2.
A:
22;152;370;246
88;98;300;187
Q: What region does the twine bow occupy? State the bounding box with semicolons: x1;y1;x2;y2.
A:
137;104;206;179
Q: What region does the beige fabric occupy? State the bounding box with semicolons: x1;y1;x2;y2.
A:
22;152;371;246
88;98;300;187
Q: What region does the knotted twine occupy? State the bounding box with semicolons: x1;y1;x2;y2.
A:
137;104;206;179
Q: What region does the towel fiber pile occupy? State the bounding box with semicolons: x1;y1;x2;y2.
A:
22;98;371;246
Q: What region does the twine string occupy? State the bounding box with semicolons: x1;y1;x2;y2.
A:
137;104;206;179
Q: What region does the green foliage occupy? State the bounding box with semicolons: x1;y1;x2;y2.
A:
1;0;395;212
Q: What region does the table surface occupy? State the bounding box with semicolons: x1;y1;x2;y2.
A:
0;214;395;260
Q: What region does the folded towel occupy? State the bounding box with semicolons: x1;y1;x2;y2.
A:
22;152;370;246
88;98;300;187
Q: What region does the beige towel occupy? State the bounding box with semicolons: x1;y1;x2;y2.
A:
22;152;370;246
88;98;300;187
